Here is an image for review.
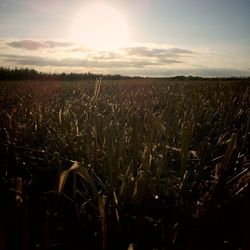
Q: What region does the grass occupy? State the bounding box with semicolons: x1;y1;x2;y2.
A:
0;78;249;250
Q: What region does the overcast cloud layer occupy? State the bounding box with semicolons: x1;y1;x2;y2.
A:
0;38;249;77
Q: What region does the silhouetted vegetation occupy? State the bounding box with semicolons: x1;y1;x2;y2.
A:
0;67;249;81
0;67;128;81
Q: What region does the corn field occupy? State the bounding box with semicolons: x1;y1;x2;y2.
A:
0;78;249;250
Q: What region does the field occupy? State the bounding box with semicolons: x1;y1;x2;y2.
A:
0;78;249;250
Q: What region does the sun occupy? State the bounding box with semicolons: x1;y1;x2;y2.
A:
71;3;130;50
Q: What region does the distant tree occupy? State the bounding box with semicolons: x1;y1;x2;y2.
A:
0;67;246;81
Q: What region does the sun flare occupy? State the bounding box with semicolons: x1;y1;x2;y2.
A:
71;3;130;50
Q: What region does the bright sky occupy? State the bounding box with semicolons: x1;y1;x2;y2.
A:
0;0;249;77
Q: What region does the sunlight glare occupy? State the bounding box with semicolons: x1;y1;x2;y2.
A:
71;3;130;51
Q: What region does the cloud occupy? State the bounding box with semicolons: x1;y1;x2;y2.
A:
3;39;192;68
1;40;186;69
0;53;179;68
1;53;249;77
7;39;72;50
124;46;194;58
1;38;249;77
44;40;73;48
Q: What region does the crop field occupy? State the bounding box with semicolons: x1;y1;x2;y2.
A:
0;78;249;250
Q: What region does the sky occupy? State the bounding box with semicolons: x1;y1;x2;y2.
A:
0;0;249;77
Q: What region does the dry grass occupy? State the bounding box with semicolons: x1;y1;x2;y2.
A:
0;78;249;250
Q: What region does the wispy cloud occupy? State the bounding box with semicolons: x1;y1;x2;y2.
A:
0;53;179;68
7;39;72;50
124;46;194;58
2;39;186;68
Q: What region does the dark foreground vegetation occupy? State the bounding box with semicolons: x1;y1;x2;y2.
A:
0;78;249;250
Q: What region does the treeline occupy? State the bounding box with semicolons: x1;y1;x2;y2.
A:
0;67;128;81
0;67;248;81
